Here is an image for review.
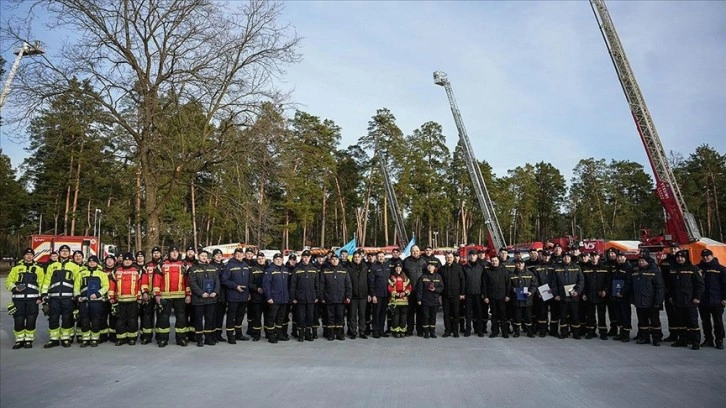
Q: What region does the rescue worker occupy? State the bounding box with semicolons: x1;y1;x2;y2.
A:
580;252;610;340
530;249;552;337
416;263;444;338
291;250;319;342
402;245;427;337
100;255;117;343
41;244;81;348
553;253;584;339
109;252;142;346
282;253;297;339
422;245;442;270
627;253;665;346
438;252;465;338
475;249;489;332
320;255;352;341
74;255;109;347
153;246;191;347
510;258;539;338
660;243;681;341
6;248;44;349
611;251;633;342
141;247;162;344
135;251;152;344
483;257;511;338
221;248;251;344
183;245;197;342
262;253;290;344
462;250;485;337
368;251;390;338
387;261;411;338
604;247;620;336
210;248;227;342
500;248;516;335
697;249;726;349
669;250;705;350
188;250;221;347
248;252;267;341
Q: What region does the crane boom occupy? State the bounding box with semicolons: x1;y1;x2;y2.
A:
433;71;507;252
590;0;700;244
377;148;409;249
0;41;45;115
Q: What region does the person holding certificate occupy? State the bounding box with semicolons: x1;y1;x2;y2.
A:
553;253;584;339
188;250;221;347
510;259;539;338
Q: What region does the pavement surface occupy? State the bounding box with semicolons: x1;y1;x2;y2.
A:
1;277;724;408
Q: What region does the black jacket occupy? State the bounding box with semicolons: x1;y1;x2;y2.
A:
368;261;390;298
402;256;428;289
248;262;267;303
483;264;510;300
211;260;226;302
698;258;726;306
221;258;251;302
416;271;443;306
320;265;352;303
627;260;665;308
462;261;485;295
438;262;465;298
552;263;584;303
291;262;319;304
188;263;221;306
582;261;610;304
669;261;705;308
527;259;551;299
509;266;539;307
347;261;369;299
609;260;633;303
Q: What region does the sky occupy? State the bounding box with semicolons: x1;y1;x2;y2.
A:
1;0;725;183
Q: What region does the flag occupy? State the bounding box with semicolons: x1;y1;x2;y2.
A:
402;236;416;257
336;236;357;257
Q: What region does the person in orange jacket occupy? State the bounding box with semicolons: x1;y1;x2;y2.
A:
109;252;142;346
387;261;411;338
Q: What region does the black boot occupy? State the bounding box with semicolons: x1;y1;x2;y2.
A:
305;328;314;342
12;342;24;349
513;326;520;338
652;330;662;347
700;337;715;348
526;325;535;338
585;330;596;340
599;330;608;340
336;328;345;341
613;327;624;341
298;330;305;342
430;328;437;339
549;323;559;338
267;331;278;344
197;335;204;347
637;333;651;345
716;339;724;350
24;341;33;348
44;340;60;349
501;323;510;339
620;330;631;343
607;326;618;337
559;328;569;339
228;333;237;344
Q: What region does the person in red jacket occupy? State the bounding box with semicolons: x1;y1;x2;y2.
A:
108;252;142;346
387;262;411;338
153;246;191;347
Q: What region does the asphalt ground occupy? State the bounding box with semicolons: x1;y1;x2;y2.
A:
1;277;724;408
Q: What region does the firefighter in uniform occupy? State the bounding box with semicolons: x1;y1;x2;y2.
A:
188;250;221;347
438;252;465;338
669;250;705;349
416;263;444;338
530;250;552;337
109;252;142;346
183;245;197;341
659;243;681;342
42;244;81;348
553;253;584;339
604;247;620;336
221;248;251;344
581;252;610;340
291;250;319;342
140;247;162;344
320;255;352;341
697;249;726;349
100;255;117;343
483;257;511;338
70;250;85;343
611;251;633;342
248;252;267;341
368;251;390;338
510;258;539;338
73;255;109;347
209;249;227;342
627;253;665;346
387;261;411;338
6;248;44;349
262;253;290;343
283;253;298;338
153;246;191;347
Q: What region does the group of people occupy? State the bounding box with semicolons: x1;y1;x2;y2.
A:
6;241;725;351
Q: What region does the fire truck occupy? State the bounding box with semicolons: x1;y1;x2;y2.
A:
31;235;117;264
590;0;726;264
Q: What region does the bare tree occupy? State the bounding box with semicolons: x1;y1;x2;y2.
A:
4;0;300;251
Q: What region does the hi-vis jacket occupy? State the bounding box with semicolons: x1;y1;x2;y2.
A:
42;259;81;299
74;265;109;301
153;258;190;299
7;261;45;300
109;266;142;303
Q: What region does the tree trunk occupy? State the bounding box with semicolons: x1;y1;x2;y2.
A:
383;194;389;246
70;148;83;236
191;177;198;250
334;176;347;242
135;165;143;251
140;145;161;253
283;210;289;250
63;151;74;235
84;200;91;236
320;185;327;248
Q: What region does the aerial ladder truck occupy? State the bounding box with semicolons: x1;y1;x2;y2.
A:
434;71;507;256
590;0;726;263
0;41;45;115
377;147;409;250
